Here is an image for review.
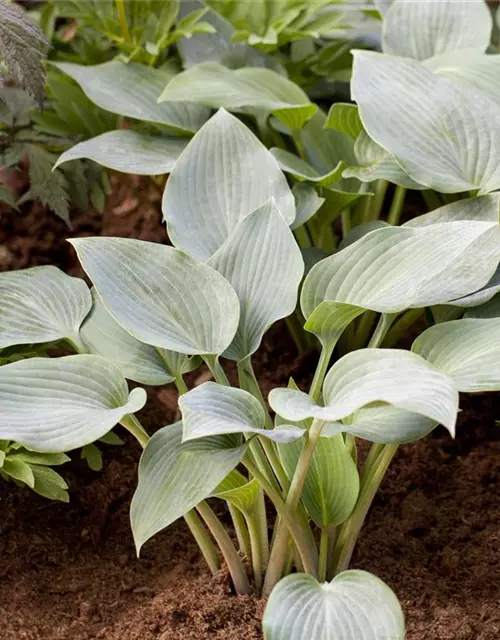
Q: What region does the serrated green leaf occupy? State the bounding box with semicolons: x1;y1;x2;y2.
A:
0;355;146;451
70;236;240;356
130;422;247;553
0;184;18;210
0;265;91;349
162;109;295;260
263;570;405;640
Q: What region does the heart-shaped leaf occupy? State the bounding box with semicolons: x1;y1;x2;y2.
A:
54;130;188;175
180;382;304;443
263;570;405;640
130;422;247;553
207;200;304;361
0;266;91;349
0;355;146;452
53;61;210;134
162;109;295;260
382;0;492;60
70;236;240;356
413;317;500;392
352;51;500;193
270;349;458;435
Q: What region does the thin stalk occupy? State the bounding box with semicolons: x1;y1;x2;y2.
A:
367;313;397;349
246;511;265;590
331;444;398;575
174;375;189;395
318;528;329;582
115;0;130;41
355;310;378;349
294;225;313;249
292;130;307;160
370;179;389;222
309;342;334;403
382;308;423;348
387;186;407;226
421;189;441;212
203;354;230;386
196;502;251;595
184;510;220;575
341;209;351;238
262;419;325;596
228;504;252;559
120;414;150;449
326;526;337;581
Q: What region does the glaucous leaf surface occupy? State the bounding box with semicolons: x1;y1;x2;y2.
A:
465;292;500;319
270;148;345;188
207;200;304;361
303;301;365;350
404;194;500;227
263;570;405;640
158;61;316;129
54;131;188;175
52;61;210;134
180;382;303;443
0;355;146;452
413;318;500;392
70;237;240;356
301;220;500;317
352;51;500;193
270;349;458;435
291;183;325;230
162;109;295;260
0;265;91;349
80;289;183;385
382;0;492;60
130;422;247;552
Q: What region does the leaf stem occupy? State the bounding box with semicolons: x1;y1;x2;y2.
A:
370;179;389;221
203;354;230;386
367;313;397;349
115;0;131;41
174;374;189;395
382;308;423;348
318;527;329;582
387;186;406;226
309;342;334;403
285;314;309;354
184;510;221;575
120;414;150;449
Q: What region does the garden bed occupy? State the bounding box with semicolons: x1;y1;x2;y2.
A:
0;184;499;640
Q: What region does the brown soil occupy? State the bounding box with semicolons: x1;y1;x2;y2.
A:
1;181;499;639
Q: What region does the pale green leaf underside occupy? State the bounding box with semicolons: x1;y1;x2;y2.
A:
0;265;91;349
301;219;500;317
207;200;304;361
52;61;210;134
413;318;500;392
304;301;365;349
382;0;492;61
180;382;303;443
54;130;188;175
270;349;458;435
70;236;240;356
291;183;325;230
130;422;247;552
263;570;405;640
0;355;146;452
80;289;178;385
212;474;261;515
352;51;500;194
271;147;345;188
162;109;295;260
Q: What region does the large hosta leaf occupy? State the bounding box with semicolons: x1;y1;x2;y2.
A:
207;200;303;361
80;289;194;385
130;422;247;552
54;131;188;175
382;0;492;61
163;109;295;260
301;220;500;318
0;355;146;451
263;570;405;640
0;266;91;349
180;382;303;443
158;61;316;130
352;51;500;194
70;237;240;356
269;349;458;435
52;61;210;134
412;318;500;392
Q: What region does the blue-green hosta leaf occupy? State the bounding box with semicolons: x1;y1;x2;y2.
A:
270;148;345;188
344;131;426;189
0;355;146;452
465;292;500;319
301;221;500;318
180;382;304;443
52;61;210;135
279;433;359;527
291;183;325;230
382;0;492;61
70;237;240;356
425;51;500;107
325;103;363;140
412;318;500;392
158;61;316;129
269;349;458;435
80;289;191;385
130;422;247;553
263;570;405;640
404;194;500;227
0;266;91;349
207;200;304;361
162;109;295;260
54;131;188;175
352;51;500;194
